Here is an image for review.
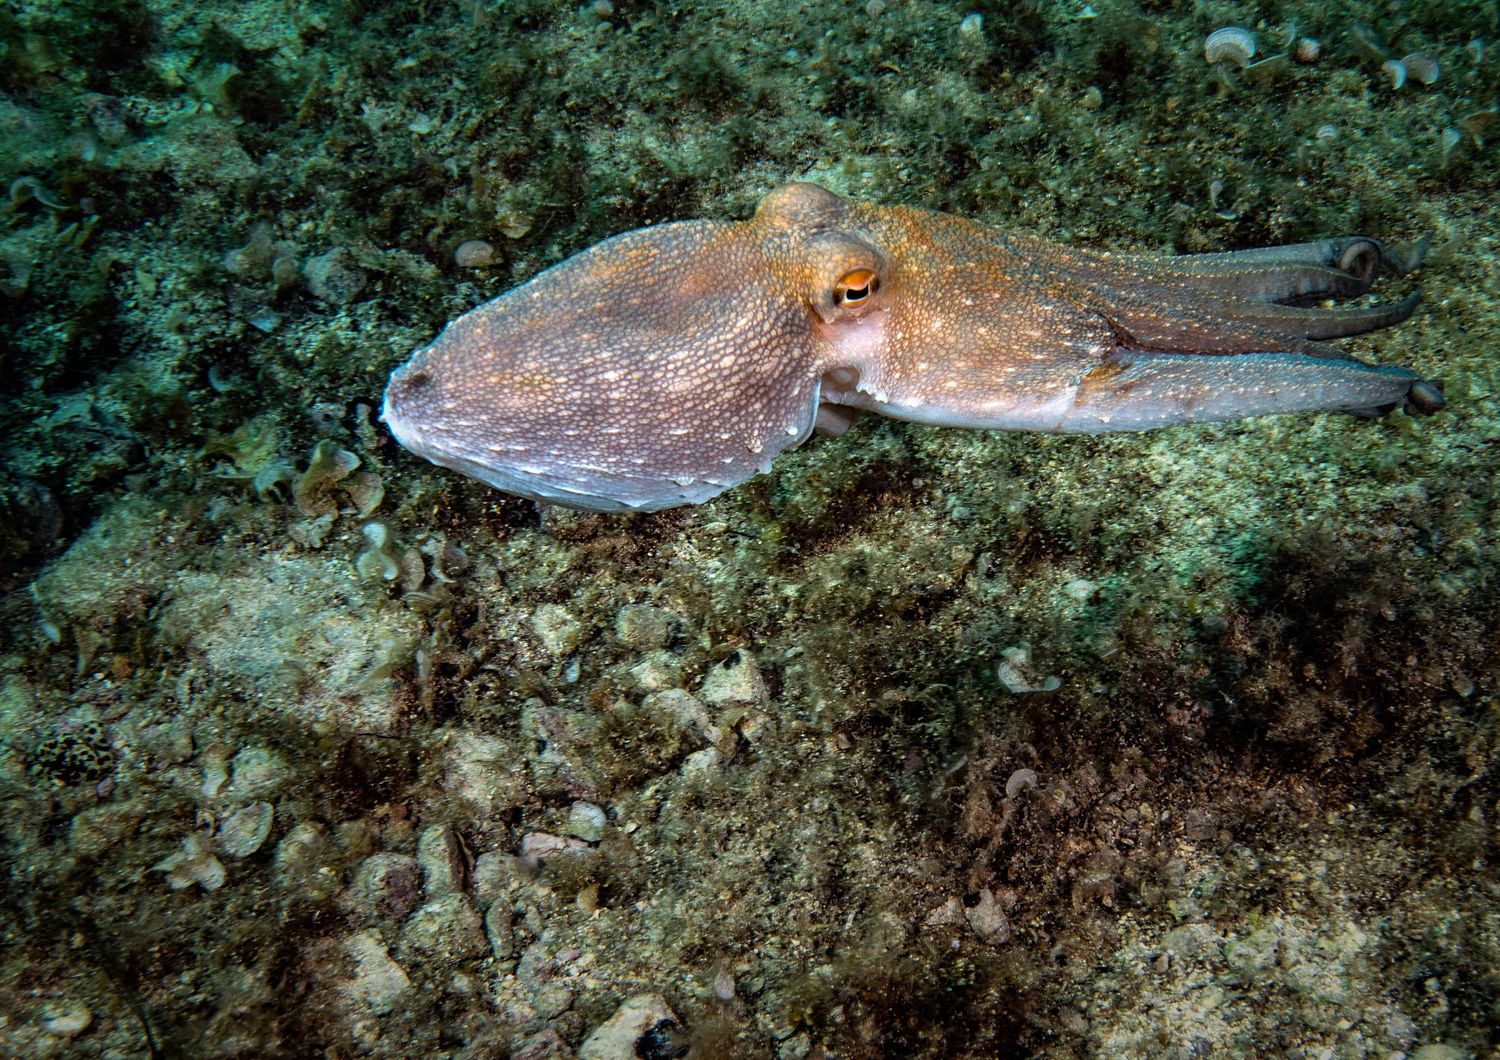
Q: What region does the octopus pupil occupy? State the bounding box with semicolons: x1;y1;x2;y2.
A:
843;284;869;302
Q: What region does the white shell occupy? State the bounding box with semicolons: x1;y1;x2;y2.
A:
1204;26;1256;68
1402;53;1440;85
218;801;275;858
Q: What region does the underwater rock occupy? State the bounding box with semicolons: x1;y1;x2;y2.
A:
484;898;516;960
154;831;226;892
40;1001;93;1038
352;852;423;921
417;823;465;896
303;247;367;305
965;888;1011;942
578;992;686;1060
531;603;585;656
614;603;676;650
699;649;767;708
273;821;332;890
565;801;607;843
218;801;274;858
400;892;488;961
628;650;684;693
339;930;412;1016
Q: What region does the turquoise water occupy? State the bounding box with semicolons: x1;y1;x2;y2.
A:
1;1;1496;1055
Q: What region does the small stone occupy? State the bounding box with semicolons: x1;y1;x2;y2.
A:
965;888;1010;942
565;801;607;843
200;745;230;798
453;239;495;267
302;247;367;304
680;747;722;779
614;603;674;649
68;801;143;858
923;896;963;928
1411;1047;1470;1060
512;1029;576;1060
629;651;683;693
472;851;522;906
341;929;412;1016
642;689;714;743
228;745;289;800
154;832;226;892
517;940;575;1018
416;823;464;896
532;603;584;656
520;831;586;865
218;802;274;858
352;852;423;920
442;730;525;817
41;1001;93;1037
699;649;768;708
273;821;332;890
400;892;488;961
579;993;685;1060
484;899;516;960
1161;922;1219;963
1223;925;1280;974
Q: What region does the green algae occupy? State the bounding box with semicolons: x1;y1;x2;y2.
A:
0;0;1498;1055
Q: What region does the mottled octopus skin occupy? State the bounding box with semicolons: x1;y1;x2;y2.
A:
383;183;1443;512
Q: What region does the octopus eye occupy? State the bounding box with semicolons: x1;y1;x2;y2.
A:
834;267;878;307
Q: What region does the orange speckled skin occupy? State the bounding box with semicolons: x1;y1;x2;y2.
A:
383;183;1442;512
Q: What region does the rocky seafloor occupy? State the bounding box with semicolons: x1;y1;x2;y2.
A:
2;0;1498;1056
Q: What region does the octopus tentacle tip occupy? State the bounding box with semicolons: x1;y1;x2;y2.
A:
384;184;1446;511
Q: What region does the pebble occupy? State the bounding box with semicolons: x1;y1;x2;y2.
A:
416;823;465;896
578;992;684;1060
340;930;412;1016
228;746;289;800
565;801;607;843
41;1002;93;1037
517;939;575;1018
1161;922;1219;963
614;603;675;649
1222;926;1280;974
642;689;714;743
472;851;522;906
484;899;516;960
218;802;274;858
273;821;332;890
699;649;768;707
965;888;1010;942
302;247;367;305
531;603;584;656
400;893;488;961
200;745;230;799
68;801;143;858
628;651;683;693
154;831;226;892
453;239;495;267
512;1029;576;1060
442;731;525;817
352;852;423;920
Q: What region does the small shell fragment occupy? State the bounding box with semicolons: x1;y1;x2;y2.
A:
454;239;495;267
1294;37;1321;63
1381;59;1408;90
1204;26;1256;68
1005;768;1040;799
218;801;275;858
42;1002;93;1037
1401;53;1440;86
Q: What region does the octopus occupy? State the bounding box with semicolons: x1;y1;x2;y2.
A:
383;183;1443;512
